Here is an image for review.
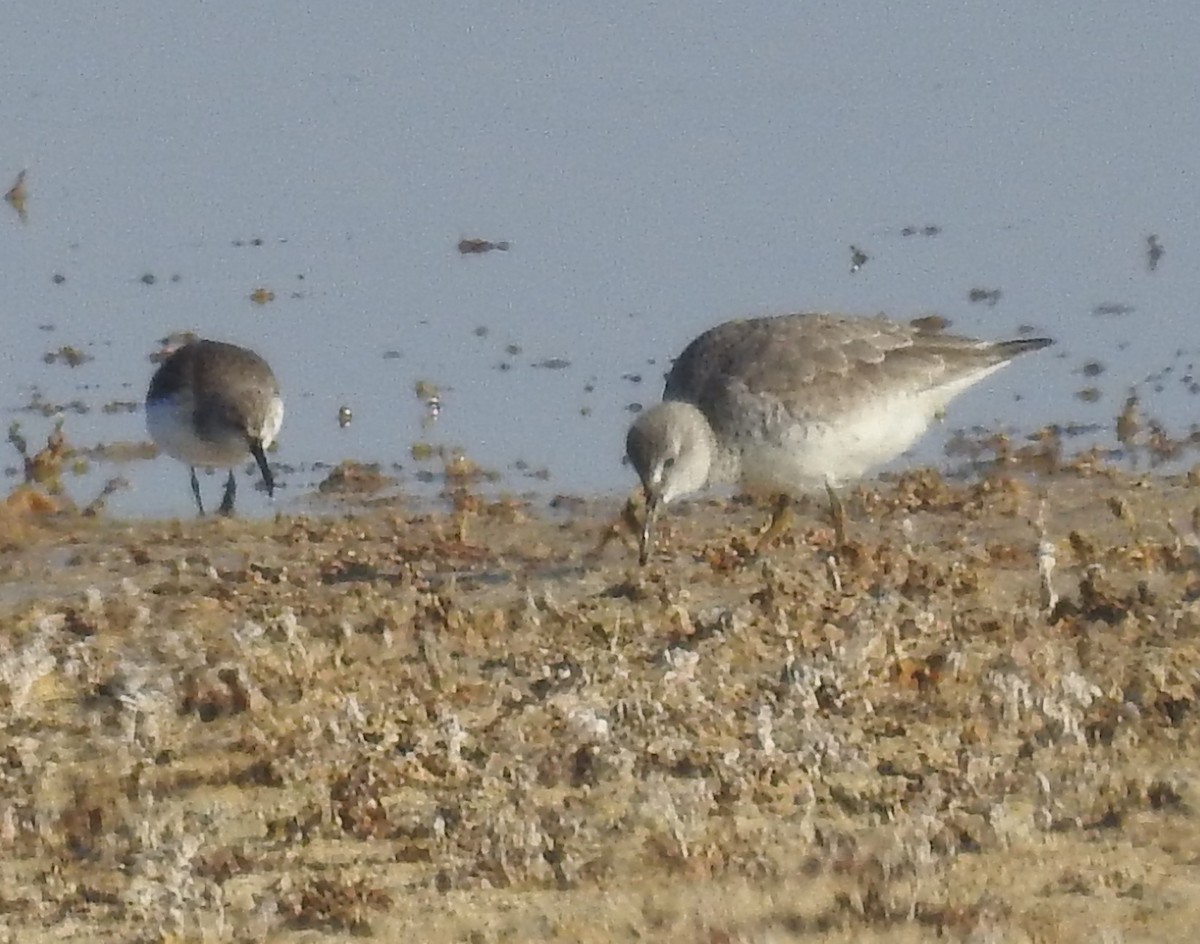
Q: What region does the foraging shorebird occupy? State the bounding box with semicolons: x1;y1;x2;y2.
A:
146;339;283;516
626;312;1052;563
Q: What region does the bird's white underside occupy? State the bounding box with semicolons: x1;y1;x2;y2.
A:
260;397;285;448
147;395;284;468
730;362;1007;495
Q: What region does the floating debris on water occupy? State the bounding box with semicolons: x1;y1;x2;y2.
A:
20;393;89;416
317;460;395;495
42;346;93;368
414;380;441;424
1093;302;1135;317
78;440;156;462
512;459;551;480
5;169;28;223
849;244;869;273
457;237;511;254
1147;233;1164;271
968;287;1003;306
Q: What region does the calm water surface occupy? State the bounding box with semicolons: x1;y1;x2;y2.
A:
2;3;1199;517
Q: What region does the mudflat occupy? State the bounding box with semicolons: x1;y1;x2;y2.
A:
1;466;1199;942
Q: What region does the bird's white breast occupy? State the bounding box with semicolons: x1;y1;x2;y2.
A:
147;398;253;468
737;371;998;494
258;395;284;448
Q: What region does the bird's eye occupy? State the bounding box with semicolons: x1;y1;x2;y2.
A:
663;457;676;470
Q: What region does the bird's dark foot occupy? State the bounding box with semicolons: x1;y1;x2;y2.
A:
218;471;237;517
190;467;206;517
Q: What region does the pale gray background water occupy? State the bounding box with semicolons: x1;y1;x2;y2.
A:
2;3;1198;517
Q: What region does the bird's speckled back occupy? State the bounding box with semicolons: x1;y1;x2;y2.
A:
147;340;280;443
663;313;1048;442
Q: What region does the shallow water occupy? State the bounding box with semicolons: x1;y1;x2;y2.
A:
3;3;1199;517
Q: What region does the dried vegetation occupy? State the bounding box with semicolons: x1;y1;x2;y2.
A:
2;461;1200;942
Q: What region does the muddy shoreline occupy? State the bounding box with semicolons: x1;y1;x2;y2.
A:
1;467;1199;942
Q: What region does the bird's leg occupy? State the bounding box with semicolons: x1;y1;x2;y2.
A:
826;480;847;548
190;467;206;517
250;441;275;498
754;493;795;552
218;470;237;516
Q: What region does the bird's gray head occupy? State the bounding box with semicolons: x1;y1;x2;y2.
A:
625;401;716;564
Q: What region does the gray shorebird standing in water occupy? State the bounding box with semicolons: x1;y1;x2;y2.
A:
625;312;1053;564
146;339;284;516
